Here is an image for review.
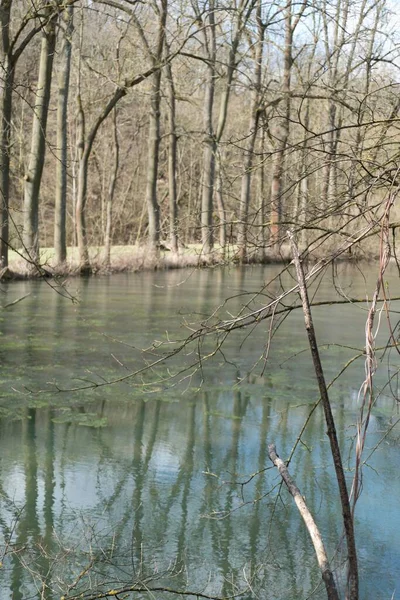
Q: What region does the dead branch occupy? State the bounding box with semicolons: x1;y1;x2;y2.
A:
268;444;339;600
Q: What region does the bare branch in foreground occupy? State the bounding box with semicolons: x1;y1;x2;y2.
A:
62;585;247;600
288;231;358;600
268;443;339;600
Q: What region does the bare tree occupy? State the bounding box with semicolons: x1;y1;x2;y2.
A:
269;0;306;249
237;0;264;262
165;55;178;252
23;6;58;271
0;0;54;272
104;107;119;265
54;3;74;266
142;0;168;250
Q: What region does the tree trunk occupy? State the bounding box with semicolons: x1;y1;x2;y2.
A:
145;70;162;250
215;153;226;252
237;0;263;262
75;91;91;272
269;2;292;249
23;11;57;270
0;55;14;270
0;0;13;271
256;123;266;259
213;0;253;253
144;0;167;251
200;0;216;256
165;60;178;253
54;5;73;266
104;108;119;265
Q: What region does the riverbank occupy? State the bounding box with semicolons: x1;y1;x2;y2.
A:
0;243;294;280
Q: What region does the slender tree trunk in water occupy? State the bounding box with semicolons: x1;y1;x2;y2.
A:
237;0;263;263
23;12;57;270
104;108;119;265
289;234;359;600
165;59;178;253
201;0;216;256
54;5;73;266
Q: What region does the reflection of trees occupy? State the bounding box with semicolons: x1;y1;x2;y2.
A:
175;403;196;563
92;399;162;572
218;387;249;596
8;409;56;600
248;397;271;576
12;409;40;600
0;381;379;598
0;262;390;598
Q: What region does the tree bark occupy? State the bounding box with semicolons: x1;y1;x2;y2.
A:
215;154;226;252
0;0;13;270
54;4;73;266
237;0;263;262
75;86;125;272
269;2;293;248
144;0;167;251
145;69;162;250
200;0;216;256
165;58;178;253
0;52;13;269
104;108;119;265
23;10;57;270
214;0;254;253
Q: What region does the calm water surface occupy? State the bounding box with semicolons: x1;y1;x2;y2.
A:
0;264;399;599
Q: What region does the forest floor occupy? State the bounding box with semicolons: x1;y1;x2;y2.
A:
2;243;292;280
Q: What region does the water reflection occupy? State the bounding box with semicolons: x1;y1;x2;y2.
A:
0;266;399;598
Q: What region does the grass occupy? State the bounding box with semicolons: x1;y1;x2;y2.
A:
5;243;233;278
2;242;293;280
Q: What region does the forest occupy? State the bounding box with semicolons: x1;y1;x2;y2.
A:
0;1;400;598
0;0;399;276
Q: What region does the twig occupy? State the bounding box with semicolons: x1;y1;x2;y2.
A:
62;585;248;600
2;293;30;309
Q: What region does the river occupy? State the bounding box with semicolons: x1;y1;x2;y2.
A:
0;264;399;599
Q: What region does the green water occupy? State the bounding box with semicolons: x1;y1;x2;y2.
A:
0;264;399;599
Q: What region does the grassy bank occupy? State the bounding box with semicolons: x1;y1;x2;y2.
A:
2;243;292;280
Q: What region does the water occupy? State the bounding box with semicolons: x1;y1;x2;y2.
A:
0;264;399;599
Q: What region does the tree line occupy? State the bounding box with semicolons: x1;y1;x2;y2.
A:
0;0;399;274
